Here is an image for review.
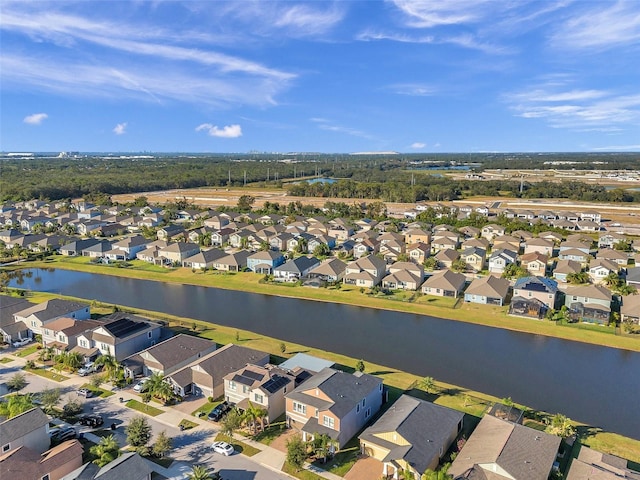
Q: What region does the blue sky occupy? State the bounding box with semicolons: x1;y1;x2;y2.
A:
1;1;640;153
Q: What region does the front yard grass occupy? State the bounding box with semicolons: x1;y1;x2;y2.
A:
79;383;115;398
282;462;325;480
178;418;198;430
251;415;287;445
15;344;39;357
0;357;14;364
214;433;260;457
125;399;164;417
311;436;360;477
25;366;69;382
191;398;220;417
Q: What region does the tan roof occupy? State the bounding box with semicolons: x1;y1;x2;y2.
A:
566;284;612;301
621;295;640;317
423;270;466;291
553;260;582;274
465;275;510;298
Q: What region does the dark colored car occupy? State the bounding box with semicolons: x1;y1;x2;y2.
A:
207;401;231;422
78;414;104;427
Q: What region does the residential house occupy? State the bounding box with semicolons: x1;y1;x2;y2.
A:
307;235;336;252
156;242;200;265
165;344;269;398
247;250;286;274
41;317;104;354
270;232;295;252
328;225;354;241
519;252;549;276
459;226;480;239
279;353;335;375
106;235;149;260
0;408;50;455
359;395;464;479
558;242;591;265
274;256;320;282
382;262;424;291
461;237;489;251
156;224;185;241
406;242;430;265
308;258;347;283
81;313;162;361
448;414;560;480
285;367;383;448
431;235;459;253
182;248;226;269
564;284;612;324
224;364;296;422
509;276;559;319
81;240;113;258
460;247;486;272
434;249;459;269
13;299;90;336
481;224;506;242
59;238;101;256
523;238;554;256
553;259;582;283
588;258;620;284
344;255;387;288
0;295;34;344
464;275;510;306
493;235;521;252
511;230;534;241
620;295;640;324
0;439;83;480
488;249;518;275
566;446;640;480
403;228;430;245
627;267;640;287
538;231;563;244
596;248;629;266
122;334;217;378
213;250;250;272
353;238;380;259
210;227;234;247
421;270;466;298
598;232;628;249
61;452;154;480
204;215;230;230
135;241;169;264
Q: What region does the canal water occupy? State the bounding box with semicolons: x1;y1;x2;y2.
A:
9;268;640;439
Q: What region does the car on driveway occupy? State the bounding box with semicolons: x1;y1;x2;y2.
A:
78;362;97;376
49;426;77;443
12;338;31;348
78;414;104;427
212;440;235;456
77;388;94;398
133;377;149;392
207;401;231;422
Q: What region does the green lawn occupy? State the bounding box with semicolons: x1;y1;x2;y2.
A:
214;433;260;457
0;357;14;364
192;399;220;417
80;383;115;398
311;437;360;477
125;399;164;416
25;366;69;382
282;462;325;480
178;419;198;430
16;344;40;357
251;416;287;445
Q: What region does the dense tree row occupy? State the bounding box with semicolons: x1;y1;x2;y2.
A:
1;153;638;202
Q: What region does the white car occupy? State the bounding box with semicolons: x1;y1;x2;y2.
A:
212;441;234;456
78;362;96;376
12;338;31;348
133;377;149;392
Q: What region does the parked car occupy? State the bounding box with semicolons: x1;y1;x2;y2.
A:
207;401;231;422
77;388;94;398
50;426;77;443
12;338;31;348
212;440;234;456
133;377;149;392
78;414;104;427
78;362;97;376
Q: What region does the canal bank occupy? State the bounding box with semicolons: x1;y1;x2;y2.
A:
8;267;640;442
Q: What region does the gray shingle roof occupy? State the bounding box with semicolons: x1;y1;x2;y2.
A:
359;394;464;474
0;408;49;445
95;452;154;480
14;298;89;322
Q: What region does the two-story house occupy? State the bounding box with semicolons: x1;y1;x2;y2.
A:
509;276;558;319
286;367;383;448
246;250;286;274
13;299;90;336
343;255;388;288
488;249;518;275
307;258;347;283
273;256;321;282
564;284;612;324
0;408;50;455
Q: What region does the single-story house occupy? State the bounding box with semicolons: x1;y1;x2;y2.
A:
464;276;511;306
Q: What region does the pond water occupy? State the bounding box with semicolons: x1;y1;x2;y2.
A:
10;268;640;439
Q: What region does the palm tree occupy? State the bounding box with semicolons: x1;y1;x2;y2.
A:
142;372;176;404
37;346;54;363
63;351;84;371
89;434;121;467
603;272;620;288
545;413;576;438
187;465;220;480
95;354;121;381
242;401;268;434
0;394;34;418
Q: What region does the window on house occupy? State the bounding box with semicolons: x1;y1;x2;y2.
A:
42;475;50;480
365;408;371;418
2;444;9;452
323;416;335;429
362;398;366;407
254;393;264;404
229;381;236;391
79;339;87;348
100;343;109;351
292;402;306;414
356;404;360;413
242;385;249;394
148;332;152;338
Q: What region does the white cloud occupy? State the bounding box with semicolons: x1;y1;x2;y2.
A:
311;118;373;139
591;144;640;151
410;142;426;149
113;122;127;135
388;83;437;97
391;0;494;28
23;112;48;125
505;79;640;130
552;2;640;50
196;123;243;138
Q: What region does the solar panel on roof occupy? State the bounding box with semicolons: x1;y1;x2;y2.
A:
104;318;148;338
242;370;265;382
233;374;256;386
262;375;290;393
